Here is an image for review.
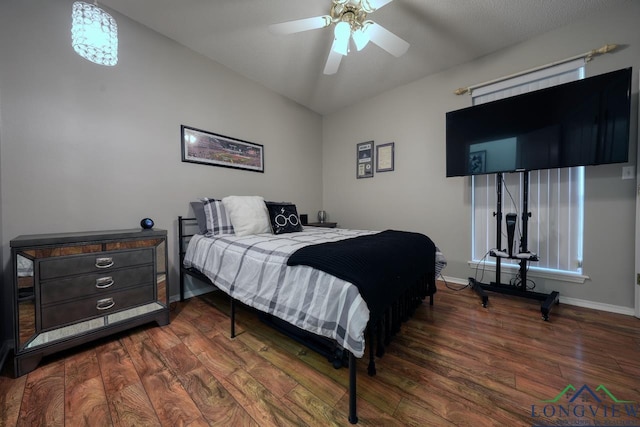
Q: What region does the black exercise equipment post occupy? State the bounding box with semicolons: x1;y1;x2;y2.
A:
469;171;560;320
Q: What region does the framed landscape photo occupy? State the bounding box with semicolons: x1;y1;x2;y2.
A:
357;141;374;179
376;142;395;172
181;125;264;173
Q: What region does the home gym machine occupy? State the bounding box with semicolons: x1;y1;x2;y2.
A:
469;171;559;320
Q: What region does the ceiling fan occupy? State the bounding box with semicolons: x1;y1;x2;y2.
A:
269;0;409;75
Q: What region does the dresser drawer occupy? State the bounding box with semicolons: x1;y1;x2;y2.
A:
40;265;154;305
41;284;154;330
39;248;154;280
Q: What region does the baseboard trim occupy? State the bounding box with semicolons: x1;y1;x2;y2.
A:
441;276;469;286
558;296;635;316
441;275;635;316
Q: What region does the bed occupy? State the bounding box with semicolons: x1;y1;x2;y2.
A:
179;196;446;424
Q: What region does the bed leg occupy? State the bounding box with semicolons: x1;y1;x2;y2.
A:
384;307;391;346
368;327;377;376
375;318;385;359
393;301;401;334
429;276;436;306
179;269;185;302
349;352;358;424
230;297;236;338
178;216;185;302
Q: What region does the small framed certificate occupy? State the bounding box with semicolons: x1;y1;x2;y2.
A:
376;142;394;172
357;141;374;179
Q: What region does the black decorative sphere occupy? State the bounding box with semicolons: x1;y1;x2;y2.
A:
140;218;154;229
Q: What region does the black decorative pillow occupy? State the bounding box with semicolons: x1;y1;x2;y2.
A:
265;202;303;234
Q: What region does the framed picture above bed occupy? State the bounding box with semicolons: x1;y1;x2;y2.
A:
181;125;264;173
356;141;374;179
376;142;395;172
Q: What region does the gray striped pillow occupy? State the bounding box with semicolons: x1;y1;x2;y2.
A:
200;198;235;236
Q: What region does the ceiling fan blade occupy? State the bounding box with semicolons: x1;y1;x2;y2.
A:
366;21;409;57
269;15;332;35
361;0;394;12
323;47;343;75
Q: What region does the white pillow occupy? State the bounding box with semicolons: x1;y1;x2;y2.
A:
221;196;272;237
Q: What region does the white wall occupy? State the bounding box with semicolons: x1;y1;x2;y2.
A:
0;0;323;301
0;73;7;364
323;1;640;309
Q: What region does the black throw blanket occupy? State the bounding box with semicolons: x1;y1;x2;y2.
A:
287;230;436;317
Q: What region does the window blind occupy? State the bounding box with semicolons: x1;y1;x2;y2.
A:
471;58;585;274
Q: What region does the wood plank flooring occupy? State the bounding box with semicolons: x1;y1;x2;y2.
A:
1;281;639;426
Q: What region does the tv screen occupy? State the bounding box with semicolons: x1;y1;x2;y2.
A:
445;67;632;177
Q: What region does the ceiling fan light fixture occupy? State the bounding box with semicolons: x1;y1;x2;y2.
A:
333;21;351;55
271;0;408;74
352;25;370;51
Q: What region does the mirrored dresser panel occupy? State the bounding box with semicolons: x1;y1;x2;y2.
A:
11;228;170;377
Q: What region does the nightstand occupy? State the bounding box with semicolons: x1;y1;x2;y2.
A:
11;229;170;376
306;222;337;228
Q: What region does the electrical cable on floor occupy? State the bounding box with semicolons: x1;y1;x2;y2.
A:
440;273;469;291
509;267;536;291
471;249;538;291
526;278;536;290
473;250;491;284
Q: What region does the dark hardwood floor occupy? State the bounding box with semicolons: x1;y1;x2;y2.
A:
1;281;639;426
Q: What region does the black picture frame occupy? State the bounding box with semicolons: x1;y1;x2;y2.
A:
376;142;395;172
357;141;374;179
181;125;264;173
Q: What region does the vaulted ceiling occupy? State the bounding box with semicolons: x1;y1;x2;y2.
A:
100;0;614;115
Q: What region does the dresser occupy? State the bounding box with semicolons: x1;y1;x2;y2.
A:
11;229;170;377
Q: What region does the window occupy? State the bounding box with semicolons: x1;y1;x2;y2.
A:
471;59;585;276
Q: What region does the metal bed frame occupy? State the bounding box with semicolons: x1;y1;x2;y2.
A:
178;216;435;424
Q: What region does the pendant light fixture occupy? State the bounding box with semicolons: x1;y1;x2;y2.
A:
71;1;118;66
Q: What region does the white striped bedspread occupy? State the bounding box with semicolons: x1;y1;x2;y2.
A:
183;227;446;358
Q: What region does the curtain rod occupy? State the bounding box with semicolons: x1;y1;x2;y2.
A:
453;44;617;96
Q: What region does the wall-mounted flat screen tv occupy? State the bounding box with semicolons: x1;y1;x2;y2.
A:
446;67;632;177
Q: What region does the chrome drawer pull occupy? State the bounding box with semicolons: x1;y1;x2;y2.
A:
95;257;114;269
96;298;115;310
95;276;114;289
